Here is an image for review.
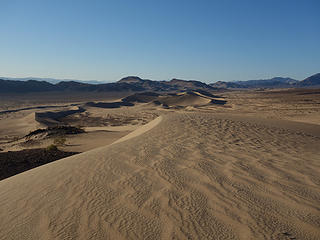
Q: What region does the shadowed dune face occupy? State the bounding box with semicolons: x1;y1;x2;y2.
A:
85;101;134;108
84;90;226;109
0;148;79;180
158;92;212;106
0;113;319;239
155;91;226;107
35;107;85;126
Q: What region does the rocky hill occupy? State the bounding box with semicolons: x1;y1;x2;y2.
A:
1;73;319;93
0;76;215;93
210;77;298;89
210;74;320;89
296;73;320;87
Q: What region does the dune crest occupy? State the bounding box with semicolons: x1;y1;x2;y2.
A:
112;116;162;145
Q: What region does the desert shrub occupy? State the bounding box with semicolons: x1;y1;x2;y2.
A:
53;136;66;146
75;125;85;132
13;136;20;141
25;128;46;137
46;144;58;151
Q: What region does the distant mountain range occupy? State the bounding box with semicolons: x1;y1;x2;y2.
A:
0;73;319;94
0;76;215;93
0;77;104;85
210;73;320;89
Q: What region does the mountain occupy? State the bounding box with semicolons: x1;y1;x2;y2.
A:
118;77;175;91
168;78;214;89
237;77;298;88
210;77;300;89
117;76;145;84
297;73;320;87
0;77;62;84
0;77;105;84
0;76;214;94
1;73;319;94
118;76;215;91
0;79;55;93
210;81;243;89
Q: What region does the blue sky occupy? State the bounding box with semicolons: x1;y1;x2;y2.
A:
0;0;319;82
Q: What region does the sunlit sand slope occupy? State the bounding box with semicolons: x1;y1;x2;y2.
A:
0;113;319;240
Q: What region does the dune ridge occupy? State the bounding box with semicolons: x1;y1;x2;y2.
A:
0;112;319;239
112;116;162;145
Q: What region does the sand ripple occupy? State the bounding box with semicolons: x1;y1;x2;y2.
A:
0;113;319;239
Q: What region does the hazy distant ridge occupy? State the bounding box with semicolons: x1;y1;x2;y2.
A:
0;73;319;93
0;76;215;93
210;73;320;89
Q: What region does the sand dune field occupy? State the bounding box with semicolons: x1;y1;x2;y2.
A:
0;89;320;239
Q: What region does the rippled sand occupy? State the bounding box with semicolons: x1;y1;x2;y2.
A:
0;111;319;239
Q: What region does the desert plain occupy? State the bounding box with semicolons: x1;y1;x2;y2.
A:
0;88;320;239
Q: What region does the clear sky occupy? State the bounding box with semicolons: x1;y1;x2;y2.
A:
0;0;319;83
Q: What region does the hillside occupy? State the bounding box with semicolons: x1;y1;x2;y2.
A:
210;74;320;89
1;73;319;94
210;77;298;89
297;73;320;87
0;76;215;93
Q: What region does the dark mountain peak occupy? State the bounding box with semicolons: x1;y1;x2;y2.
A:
209;81;242;89
118;76;144;83
55;81;93;91
170;78;185;82
269;77;297;83
298;73;320;87
169;78;213;89
170;78;199;83
0;79;54;93
56;81;89;87
311;73;320;77
26;79;46;83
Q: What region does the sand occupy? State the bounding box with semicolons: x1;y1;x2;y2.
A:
0;111;319;239
0;89;320;239
0;101;160;152
112;116;162;145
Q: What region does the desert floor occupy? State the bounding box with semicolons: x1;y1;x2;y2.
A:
0;89;319;239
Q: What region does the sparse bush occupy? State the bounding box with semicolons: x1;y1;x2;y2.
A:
13;136;20;141
75;125;85;132
53;136;66;146
46;144;58;151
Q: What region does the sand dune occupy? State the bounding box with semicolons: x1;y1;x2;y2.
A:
157;91;223;107
0;112;44;141
35;107;86;126
112;116;162;145
84;91;226;110
0;112;319;239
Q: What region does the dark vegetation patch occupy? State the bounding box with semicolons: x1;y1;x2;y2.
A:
298;91;320;95
0;148;79;181
85;101;134;108
152;100;161;105
25;126;85;138
210;99;227;105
